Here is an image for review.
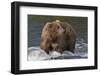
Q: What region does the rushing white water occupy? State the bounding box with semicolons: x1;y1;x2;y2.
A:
28;39;88;61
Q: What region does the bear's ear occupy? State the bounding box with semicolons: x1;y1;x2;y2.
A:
46;22;52;25
44;22;51;28
46;22;53;28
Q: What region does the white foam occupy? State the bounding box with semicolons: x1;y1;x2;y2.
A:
28;39;88;61
28;47;50;61
28;44;88;61
49;51;61;58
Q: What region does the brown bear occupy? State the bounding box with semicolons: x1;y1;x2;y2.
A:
40;20;76;54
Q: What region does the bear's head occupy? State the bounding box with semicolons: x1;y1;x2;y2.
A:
45;20;65;35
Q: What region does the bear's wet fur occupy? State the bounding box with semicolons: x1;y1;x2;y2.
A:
40;20;76;54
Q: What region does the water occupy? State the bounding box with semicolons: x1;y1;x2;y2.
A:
28;39;87;61
28;15;88;61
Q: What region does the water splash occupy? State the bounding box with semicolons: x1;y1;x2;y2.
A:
28;38;88;61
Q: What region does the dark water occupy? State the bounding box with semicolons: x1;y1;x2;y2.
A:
28;15;88;60
28;21;42;47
